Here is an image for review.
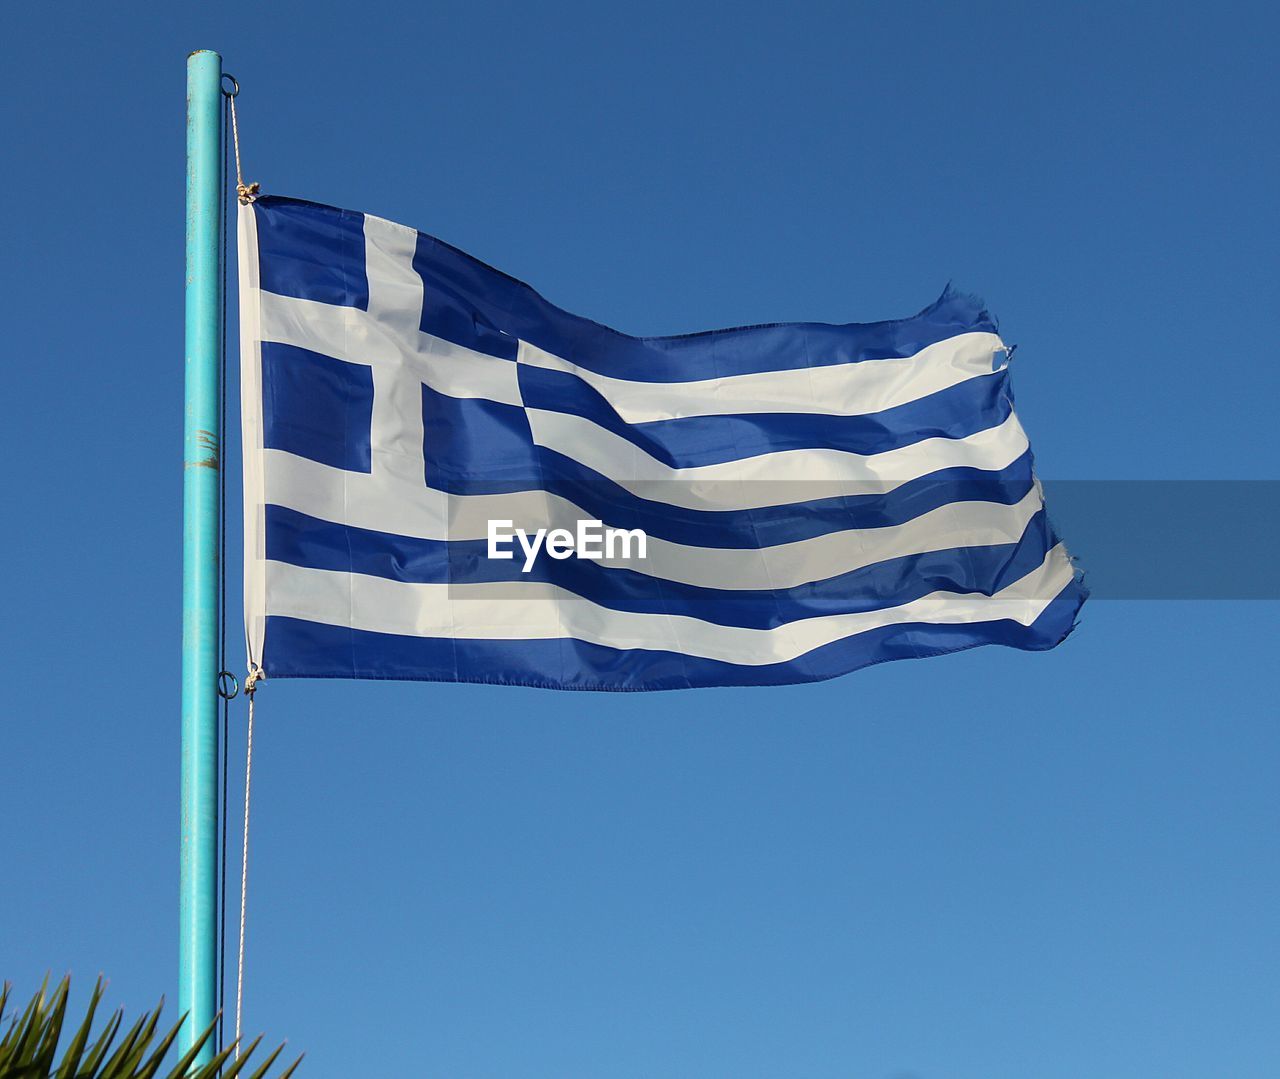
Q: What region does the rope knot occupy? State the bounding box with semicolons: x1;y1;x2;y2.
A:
236;181;260;205
245;663;265;698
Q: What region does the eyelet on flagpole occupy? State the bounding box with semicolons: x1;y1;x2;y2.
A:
217;670;240;700
221;74;239;98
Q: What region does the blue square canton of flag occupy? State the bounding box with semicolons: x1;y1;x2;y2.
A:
239;195;1085;691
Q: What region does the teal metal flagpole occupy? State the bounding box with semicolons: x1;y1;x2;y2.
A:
181;48;223;1067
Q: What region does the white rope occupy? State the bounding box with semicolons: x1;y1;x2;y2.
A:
234;665;264;1058
227;92;259;204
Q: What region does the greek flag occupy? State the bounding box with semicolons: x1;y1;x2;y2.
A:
239;196;1085;691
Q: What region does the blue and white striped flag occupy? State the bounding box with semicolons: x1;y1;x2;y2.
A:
239;196;1084;690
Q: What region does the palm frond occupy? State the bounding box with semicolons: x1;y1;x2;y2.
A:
0;977;298;1079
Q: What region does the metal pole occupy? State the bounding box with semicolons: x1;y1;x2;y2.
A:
181;47;223;1067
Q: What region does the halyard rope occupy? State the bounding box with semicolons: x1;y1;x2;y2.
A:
235;664;264;1059
221;71;262;1061
217;83;231;1058
225;78;259;204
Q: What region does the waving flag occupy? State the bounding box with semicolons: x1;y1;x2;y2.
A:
239;195;1084;690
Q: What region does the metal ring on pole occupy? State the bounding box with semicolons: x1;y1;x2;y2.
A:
217;670;240;700
221;74;240;98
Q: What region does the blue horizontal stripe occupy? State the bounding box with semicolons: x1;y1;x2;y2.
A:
519;363;1012;467
265;504;1058;630
415;220;997;379
260;577;1084;690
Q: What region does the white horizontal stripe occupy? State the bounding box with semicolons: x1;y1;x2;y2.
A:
264;545;1075;665
520;331;1006;422
527;409;1030;510
264;448;1044;590
612;486;1045;589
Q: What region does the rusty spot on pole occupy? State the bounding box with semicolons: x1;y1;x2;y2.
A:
187;429;220;470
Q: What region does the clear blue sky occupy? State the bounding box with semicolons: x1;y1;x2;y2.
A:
3;3;1277;1076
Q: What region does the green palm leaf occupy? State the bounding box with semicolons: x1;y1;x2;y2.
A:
0;977;300;1079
